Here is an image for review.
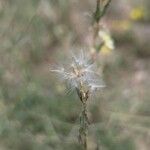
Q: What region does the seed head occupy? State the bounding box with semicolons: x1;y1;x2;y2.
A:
50;50;105;95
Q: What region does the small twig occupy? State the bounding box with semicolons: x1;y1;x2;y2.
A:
93;0;101;23
93;0;112;23
92;0;112;55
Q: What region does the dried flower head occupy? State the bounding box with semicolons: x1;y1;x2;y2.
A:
50;50;105;96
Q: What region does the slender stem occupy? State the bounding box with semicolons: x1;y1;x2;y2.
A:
93;0;101;23
83;100;88;149
92;0;112;55
101;0;112;19
78;91;89;150
93;0;112;23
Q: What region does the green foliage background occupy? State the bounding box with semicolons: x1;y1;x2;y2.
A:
0;0;150;149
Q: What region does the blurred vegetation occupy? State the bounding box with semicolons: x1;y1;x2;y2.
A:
0;0;150;149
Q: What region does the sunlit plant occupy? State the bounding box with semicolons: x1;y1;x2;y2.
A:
51;0;112;149
51;50;105;149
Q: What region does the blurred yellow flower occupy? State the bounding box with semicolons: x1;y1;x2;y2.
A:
98;30;114;55
130;7;145;21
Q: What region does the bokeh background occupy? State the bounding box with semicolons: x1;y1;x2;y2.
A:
0;0;150;149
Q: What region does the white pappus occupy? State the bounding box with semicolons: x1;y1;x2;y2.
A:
50;50;105;95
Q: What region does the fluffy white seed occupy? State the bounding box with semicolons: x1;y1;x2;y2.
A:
50;50;105;93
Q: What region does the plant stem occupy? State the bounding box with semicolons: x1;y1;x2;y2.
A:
93;0;112;23
78;91;89;150
92;0;112;55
